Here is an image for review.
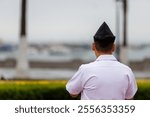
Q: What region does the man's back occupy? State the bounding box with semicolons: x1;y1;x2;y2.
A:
66;55;137;100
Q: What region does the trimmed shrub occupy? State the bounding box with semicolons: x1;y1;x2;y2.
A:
134;79;150;100
0;80;79;100
0;80;149;100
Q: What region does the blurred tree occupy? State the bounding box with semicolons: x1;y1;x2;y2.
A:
115;0;121;60
20;0;26;37
120;0;128;65
16;0;29;78
123;0;127;47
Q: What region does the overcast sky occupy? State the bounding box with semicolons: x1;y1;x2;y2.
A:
0;0;150;45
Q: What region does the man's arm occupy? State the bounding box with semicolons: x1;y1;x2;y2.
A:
125;97;134;100
125;69;138;100
66;65;84;98
70;94;79;98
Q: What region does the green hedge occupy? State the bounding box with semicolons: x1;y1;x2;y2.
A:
134;80;150;100
0;80;149;100
0;80;79;100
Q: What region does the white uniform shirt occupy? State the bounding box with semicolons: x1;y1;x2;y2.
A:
66;55;137;100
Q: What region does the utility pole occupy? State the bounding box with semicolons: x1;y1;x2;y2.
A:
16;0;29;79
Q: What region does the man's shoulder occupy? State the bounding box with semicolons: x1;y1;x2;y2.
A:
117;62;132;71
79;60;133;72
79;61;96;70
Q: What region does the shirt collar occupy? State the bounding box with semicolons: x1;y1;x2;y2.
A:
96;55;117;61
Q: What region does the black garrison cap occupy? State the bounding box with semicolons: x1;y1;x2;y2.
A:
94;22;115;42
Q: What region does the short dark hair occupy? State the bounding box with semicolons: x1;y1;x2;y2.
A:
94;39;114;52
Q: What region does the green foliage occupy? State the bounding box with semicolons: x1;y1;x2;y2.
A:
0;80;149;100
134;79;150;100
0;80;78;100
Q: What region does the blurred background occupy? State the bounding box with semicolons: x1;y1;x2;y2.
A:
0;0;150;80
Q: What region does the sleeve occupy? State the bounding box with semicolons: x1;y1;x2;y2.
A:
125;69;138;99
66;65;84;95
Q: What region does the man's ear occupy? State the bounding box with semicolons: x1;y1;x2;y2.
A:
92;43;96;51
112;43;115;52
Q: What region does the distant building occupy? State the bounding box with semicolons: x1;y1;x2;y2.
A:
130;58;150;71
